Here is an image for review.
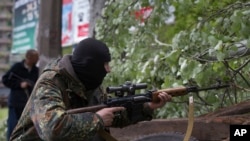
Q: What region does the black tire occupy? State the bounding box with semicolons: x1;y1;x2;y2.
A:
132;132;199;141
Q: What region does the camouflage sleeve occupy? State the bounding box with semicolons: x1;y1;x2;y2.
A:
111;103;153;128
30;77;104;141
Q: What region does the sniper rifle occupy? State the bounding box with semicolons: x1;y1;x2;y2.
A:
66;81;229;114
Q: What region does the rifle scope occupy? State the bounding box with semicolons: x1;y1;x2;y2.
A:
106;81;147;96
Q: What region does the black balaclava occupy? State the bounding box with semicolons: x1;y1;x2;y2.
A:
71;38;111;90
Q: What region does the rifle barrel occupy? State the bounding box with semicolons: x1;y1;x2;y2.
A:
197;84;230;91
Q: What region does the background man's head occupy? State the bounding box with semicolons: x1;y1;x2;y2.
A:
25;49;39;67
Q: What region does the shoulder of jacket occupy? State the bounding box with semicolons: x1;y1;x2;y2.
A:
12;61;23;68
42;58;61;72
39;70;58;80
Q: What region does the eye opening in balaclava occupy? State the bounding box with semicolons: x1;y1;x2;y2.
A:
71;38;111;90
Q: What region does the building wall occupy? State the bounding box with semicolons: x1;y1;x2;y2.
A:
0;0;13;79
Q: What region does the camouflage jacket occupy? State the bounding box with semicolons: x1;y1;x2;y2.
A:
10;55;153;141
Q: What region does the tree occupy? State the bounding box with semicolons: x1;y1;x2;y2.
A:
95;0;250;118
88;0;107;37
38;0;62;72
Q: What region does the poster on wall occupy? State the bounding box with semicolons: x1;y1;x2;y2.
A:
61;0;73;47
12;0;40;54
61;0;90;47
72;0;90;44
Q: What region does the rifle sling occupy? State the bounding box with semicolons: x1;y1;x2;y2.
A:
183;96;194;141
98;129;118;141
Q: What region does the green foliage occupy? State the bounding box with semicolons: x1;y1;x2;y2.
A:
96;0;250;118
0;108;7;140
62;46;73;55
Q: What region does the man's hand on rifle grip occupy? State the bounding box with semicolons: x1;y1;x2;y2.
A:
148;92;172;109
20;81;30;89
96;107;125;127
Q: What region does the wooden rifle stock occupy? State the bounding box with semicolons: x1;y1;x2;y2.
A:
152;84;229;102
152;87;190;102
67;104;108;114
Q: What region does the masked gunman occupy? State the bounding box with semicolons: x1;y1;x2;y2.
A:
10;38;171;141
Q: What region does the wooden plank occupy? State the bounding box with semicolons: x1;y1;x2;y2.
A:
111;118;231;141
110;100;250;141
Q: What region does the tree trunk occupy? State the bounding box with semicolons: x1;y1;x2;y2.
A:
37;0;62;72
88;0;107;38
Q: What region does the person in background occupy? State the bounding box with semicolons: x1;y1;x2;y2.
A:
10;38;171;141
2;49;39;141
